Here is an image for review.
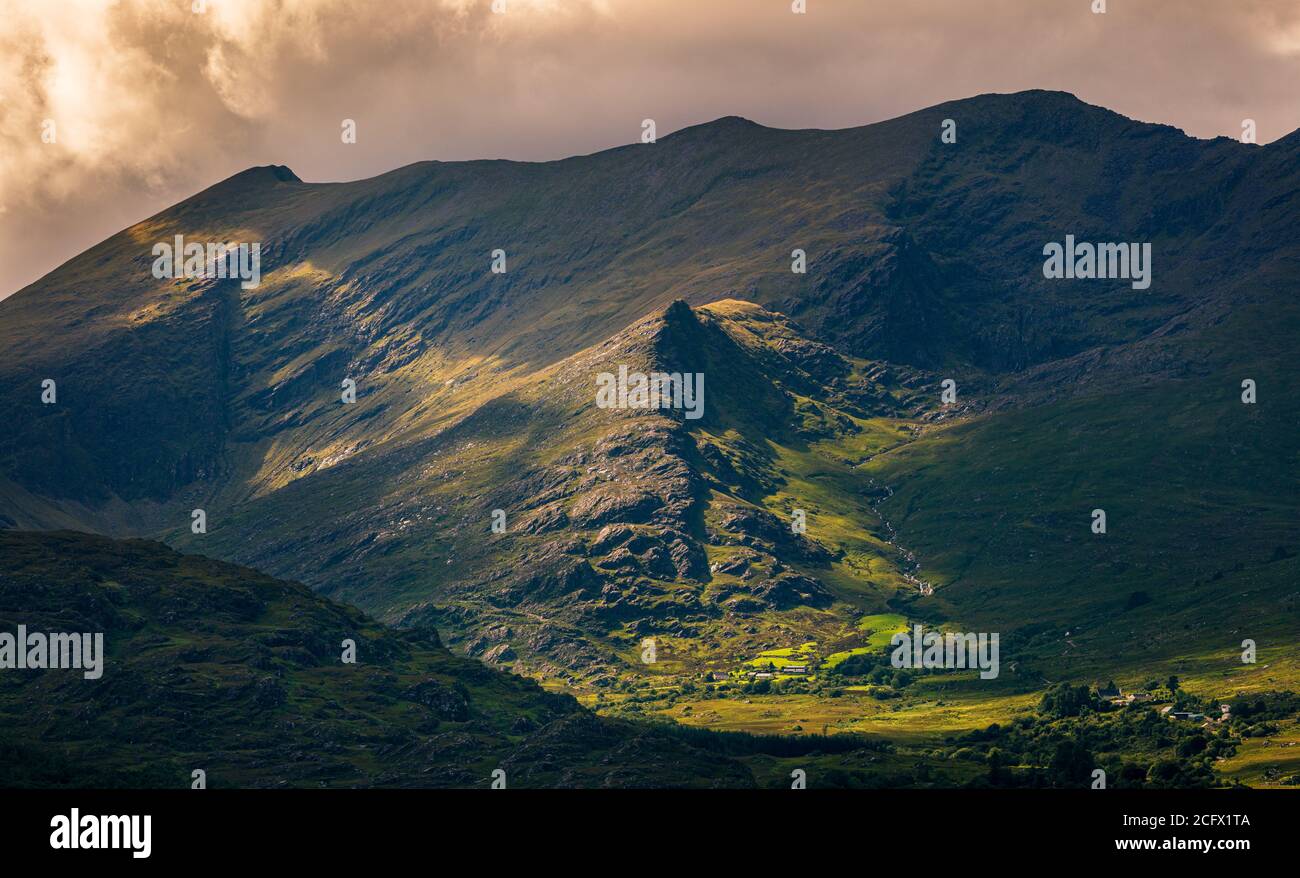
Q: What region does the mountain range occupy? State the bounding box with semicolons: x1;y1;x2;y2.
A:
2;90;1297;787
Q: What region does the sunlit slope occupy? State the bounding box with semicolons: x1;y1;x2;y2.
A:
164;299;937;685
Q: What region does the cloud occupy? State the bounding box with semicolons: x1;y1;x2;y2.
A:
2;0;1299;299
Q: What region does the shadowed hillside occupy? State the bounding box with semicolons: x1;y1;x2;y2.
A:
0;530;756;788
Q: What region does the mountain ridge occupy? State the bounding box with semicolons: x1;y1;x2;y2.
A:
166;89;1285;200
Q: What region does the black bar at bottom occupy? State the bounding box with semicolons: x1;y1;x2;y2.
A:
0;788;1287;863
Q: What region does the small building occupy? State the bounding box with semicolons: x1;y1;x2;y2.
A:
782;665;811;675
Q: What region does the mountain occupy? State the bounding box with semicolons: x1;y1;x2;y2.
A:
1;90;1297;775
6;90;1293;523
0;529;760;788
158;296;936;688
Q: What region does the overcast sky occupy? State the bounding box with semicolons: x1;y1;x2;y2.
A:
3;0;1299;299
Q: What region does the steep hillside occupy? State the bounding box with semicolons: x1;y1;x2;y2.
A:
158;299;936;687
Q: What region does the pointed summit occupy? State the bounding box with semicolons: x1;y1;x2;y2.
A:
663;115;768;142
226;164;301;185
662;297;697;325
188;164;302;205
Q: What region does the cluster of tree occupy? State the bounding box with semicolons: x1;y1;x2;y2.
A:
947;684;1241;788
1038;682;1100;718
1039;677;1206;718
825;651;914;690
1227;690;1299;739
774;763;957;790
655;721;889;758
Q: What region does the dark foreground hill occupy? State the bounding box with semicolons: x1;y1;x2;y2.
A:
0;530;757;788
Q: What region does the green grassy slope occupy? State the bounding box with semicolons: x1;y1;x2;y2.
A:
860;294;1300;694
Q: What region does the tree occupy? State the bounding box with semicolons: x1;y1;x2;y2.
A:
987;747;1006;786
1049;740;1095;786
1039;682;1097;718
1177;734;1208;758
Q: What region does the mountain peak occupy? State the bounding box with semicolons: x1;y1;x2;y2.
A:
199;164;301;197
167;164;302;218
234;164;301;184
666;115;766;140
662;297;697;323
